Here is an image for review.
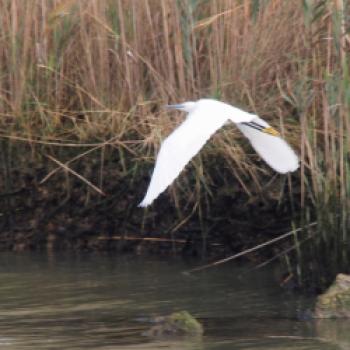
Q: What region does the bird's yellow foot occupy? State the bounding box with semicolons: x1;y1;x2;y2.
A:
262;127;280;136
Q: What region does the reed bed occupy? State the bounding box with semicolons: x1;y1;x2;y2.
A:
0;0;304;196
0;0;349;288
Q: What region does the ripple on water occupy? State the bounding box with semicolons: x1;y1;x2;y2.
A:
0;253;343;350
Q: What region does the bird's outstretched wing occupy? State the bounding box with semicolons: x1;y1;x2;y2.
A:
139;108;228;207
236;116;299;173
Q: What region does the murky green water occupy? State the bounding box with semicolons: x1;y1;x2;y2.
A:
0;253;347;349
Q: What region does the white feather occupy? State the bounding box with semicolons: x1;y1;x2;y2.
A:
139;101;241;207
236;116;299;173
139;99;299;207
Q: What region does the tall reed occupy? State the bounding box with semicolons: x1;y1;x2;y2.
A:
287;0;350;290
0;0;323;185
0;0;303;194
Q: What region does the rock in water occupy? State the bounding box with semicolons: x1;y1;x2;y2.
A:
315;273;350;318
143;311;203;337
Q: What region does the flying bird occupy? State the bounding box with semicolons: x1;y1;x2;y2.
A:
139;99;299;207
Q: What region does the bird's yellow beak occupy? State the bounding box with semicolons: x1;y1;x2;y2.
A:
262;127;280;137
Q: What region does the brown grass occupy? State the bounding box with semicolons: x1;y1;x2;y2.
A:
0;1;305;183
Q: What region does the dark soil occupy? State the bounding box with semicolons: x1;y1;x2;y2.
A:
0;142;300;259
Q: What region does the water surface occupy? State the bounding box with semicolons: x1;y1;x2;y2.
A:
0;253;347;349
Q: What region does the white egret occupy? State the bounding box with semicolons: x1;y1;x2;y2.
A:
139;99;299;207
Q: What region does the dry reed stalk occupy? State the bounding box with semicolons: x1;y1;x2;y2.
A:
0;1;347;224
46;154;105;196
0;1;303;212
187;221;318;274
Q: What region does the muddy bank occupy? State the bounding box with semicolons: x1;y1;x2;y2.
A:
0;142;299;257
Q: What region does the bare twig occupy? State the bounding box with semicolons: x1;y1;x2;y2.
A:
46;154;105;196
185;221;317;273
39;136;132;184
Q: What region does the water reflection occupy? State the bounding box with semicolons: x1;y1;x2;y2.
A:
0;253;345;349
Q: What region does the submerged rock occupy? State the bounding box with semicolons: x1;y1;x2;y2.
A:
314;273;350;318
143;311;203;338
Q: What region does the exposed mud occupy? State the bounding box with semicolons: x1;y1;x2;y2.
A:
0;143;299;258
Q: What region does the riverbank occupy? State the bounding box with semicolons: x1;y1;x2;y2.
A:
0;140;298;257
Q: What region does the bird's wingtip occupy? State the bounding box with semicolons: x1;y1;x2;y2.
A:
138;199;150;208
275;158;300;174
